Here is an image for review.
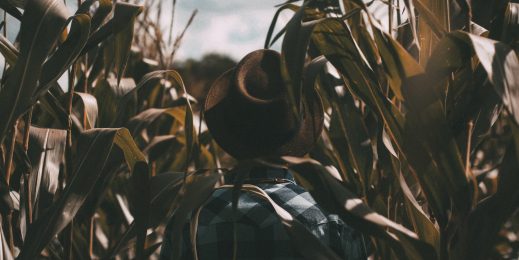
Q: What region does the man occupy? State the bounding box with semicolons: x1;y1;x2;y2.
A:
160;49;368;259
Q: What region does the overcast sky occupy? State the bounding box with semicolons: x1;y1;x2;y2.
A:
3;0;289;61
169;0;288;60
6;0;394;62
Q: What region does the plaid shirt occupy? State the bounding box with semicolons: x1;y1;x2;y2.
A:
160;167;368;259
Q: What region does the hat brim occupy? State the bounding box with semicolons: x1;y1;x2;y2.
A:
204;69;324;159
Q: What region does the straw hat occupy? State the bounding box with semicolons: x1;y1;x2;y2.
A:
203;49;324;159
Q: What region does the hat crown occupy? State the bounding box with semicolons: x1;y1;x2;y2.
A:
236;49;285;102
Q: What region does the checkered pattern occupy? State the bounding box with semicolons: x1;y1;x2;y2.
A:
160;167;368;260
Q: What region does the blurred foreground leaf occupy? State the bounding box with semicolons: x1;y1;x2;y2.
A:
18;128;145;259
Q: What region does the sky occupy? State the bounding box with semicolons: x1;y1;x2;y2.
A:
2;0;292;87
167;0;396;61
4;0;398;62
3;0;290;61
5;0;394;62
169;0;288;61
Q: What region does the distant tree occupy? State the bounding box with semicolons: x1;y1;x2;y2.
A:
179;53;236;101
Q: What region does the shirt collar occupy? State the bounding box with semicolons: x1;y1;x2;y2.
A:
225;166;295;184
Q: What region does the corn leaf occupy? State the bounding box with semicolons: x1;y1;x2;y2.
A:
282;2;325;114
72;92;99;130
114;3;142;86
0;0;69;143
82;2;142;54
18;128;145;259
0;0;22;20
264;3;299;48
106;171;185;258
428;31;519;126
94;77;137;127
26;127;67;224
35;13;91;99
458;122;519;259
126;107;184;137
502;3;519;43
0;34;18;66
0;220;13;260
160;170;220;260
284;157;437;260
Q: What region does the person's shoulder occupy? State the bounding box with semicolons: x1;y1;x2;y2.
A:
199;182;344;228
198;186;282;228
259;182;334;226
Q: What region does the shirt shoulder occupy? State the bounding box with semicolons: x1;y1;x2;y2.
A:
200;182;331;227
160;181;368;260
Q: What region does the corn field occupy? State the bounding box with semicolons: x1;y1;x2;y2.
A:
0;0;517;259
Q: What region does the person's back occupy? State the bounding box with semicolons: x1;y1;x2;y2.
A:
160;49;368;259
160;166;368;259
